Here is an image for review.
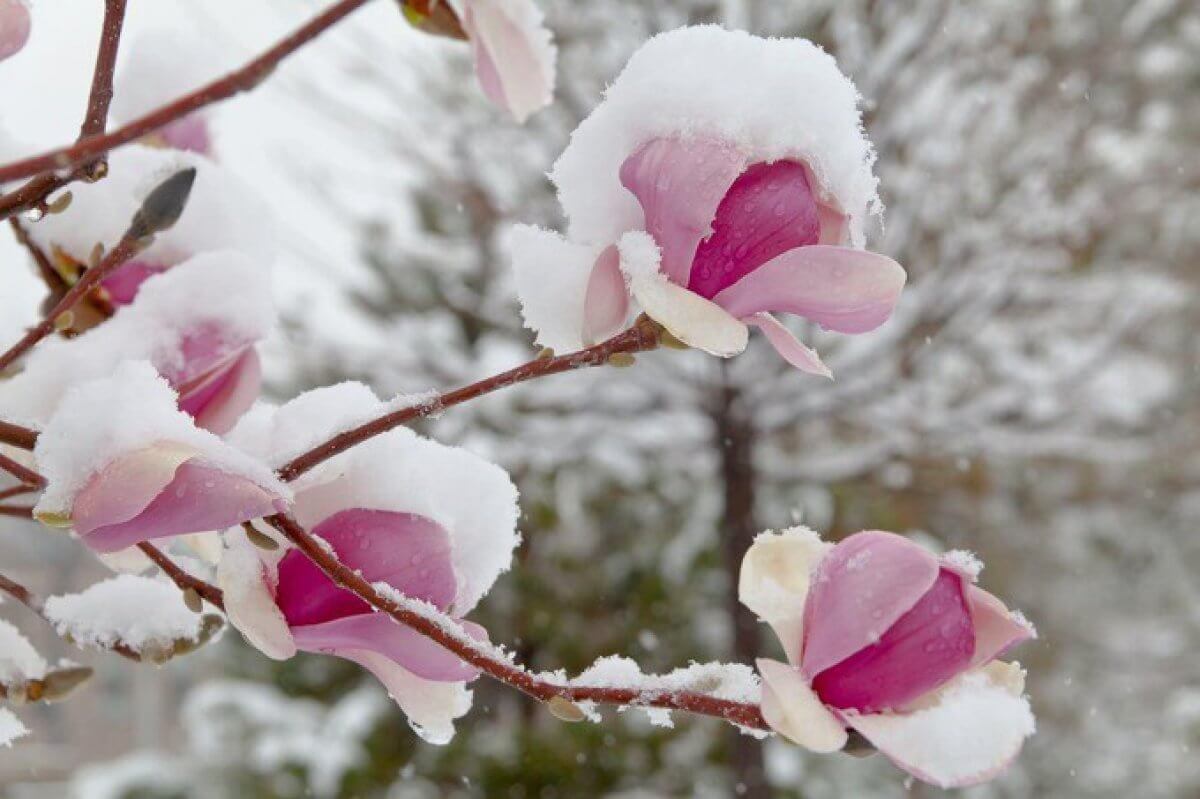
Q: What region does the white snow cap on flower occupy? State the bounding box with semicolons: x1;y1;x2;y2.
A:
293;427;520;616
0;619;47;686
25;144;272;265
0;251;273;428
33;361;289;519
551;25;880;249
43;575;209;653
0;709;27;748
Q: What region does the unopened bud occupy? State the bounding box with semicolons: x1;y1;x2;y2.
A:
546;695;587;723
243;523;279;551
182;587;203;613
536;347;555;360
128;168;197;239
46;191;73;215
41;667;93;702
607;352;636;368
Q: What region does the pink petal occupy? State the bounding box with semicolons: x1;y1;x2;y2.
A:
461;0;553;122
77;458;286;553
688;160;820;299
275;509;457;627
292;613;483;682
188;348;262;435
0;0;30;61
619;137;747;286
744;313;832;379
339;648;473;745
100;260;168;306
72;443;196;542
811;569;975;713
800;531;940;678
843;665;1035;788
581;244;628;345
967;586;1035;670
712;245;906;334
158;115;212;155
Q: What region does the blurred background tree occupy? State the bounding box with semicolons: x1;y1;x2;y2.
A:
1;0;1197;797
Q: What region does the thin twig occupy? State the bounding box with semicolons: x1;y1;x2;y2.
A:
0;0;371;204
8;217;69;298
136;543;224;610
279;317;663;481
0;451;44;488
266;513;767;730
0;504;34;518
0;485;35;502
0;420;38;451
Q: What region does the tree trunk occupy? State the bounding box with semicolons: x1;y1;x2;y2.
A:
713;369;768;798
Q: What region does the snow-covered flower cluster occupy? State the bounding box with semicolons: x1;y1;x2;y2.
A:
740;528;1036;787
512;27;906;375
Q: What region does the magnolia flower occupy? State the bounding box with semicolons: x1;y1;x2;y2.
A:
220;383;520;743
740;529;1036;788
512;27;904;376
32;362;290;554
0;252;271;434
404;0;555;123
27;145;271;307
0;0;29;62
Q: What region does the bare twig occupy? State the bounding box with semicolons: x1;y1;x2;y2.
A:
0;485;36;502
279;317;663;481
0;504;34;518
266;513;767;730
0;420;38;451
0;0;372;209
0;451;43;488
136;543;224;610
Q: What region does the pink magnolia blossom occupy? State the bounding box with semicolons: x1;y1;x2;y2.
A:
220;386;520;743
0;0;30;62
740;528;1036;788
32;362;291;555
452;0;555;123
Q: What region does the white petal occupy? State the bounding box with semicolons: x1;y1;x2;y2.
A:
216;531;296;661
757;658;847;753
347;649;473;745
617;231;747;357
509;224;605;353
844;663;1035;788
738;527;829;662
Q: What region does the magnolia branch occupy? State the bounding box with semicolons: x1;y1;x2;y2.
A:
279;316;664;480
265;513;767;731
0;0;371;205
0;570;139;662
0;0;129;219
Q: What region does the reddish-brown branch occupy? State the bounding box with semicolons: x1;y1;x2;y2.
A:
0;0;371;195
0;504;34;518
136;542;225;610
0;420;38;451
266;513;767;730
0;451;45;487
9;217;68;297
279;317;663;481
0;485;35;502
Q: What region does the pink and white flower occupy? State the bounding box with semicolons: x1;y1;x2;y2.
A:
0;252;272;434
512;27;904;375
26;145;271;307
32;362;290;554
740;528;1036;788
0;0;30;62
220;383;520;743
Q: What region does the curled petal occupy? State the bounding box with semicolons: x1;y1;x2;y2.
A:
967;586;1036;670
801;531;940;678
619;137;747;286
0;0;30;61
510;224;606;352
581;245;629;345
275;509;457;626
342;649;473;745
757;658;847;753
457;0;555;123
811;569;975;713
689;160;820;299
186;349;262;436
292;613;481;683
738;528;829;663
712;245;906;334
744;313;832;379
218;531;296;661
73;446;287;553
843;663;1035;789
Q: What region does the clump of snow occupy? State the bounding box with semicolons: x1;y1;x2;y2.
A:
507;225;606;352
0;251;273;428
0;619;47;686
43;575;205;652
0;709;27;748
569;655;761;704
615;229;661;282
33;361;289;517
551;26;880;249
942;549;983;579
25;144;272;266
291;426;519;616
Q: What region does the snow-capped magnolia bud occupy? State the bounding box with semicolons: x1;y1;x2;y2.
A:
128;167;197;239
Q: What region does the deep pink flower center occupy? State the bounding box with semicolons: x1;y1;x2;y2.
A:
809;569;976;713
687;160;820;299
